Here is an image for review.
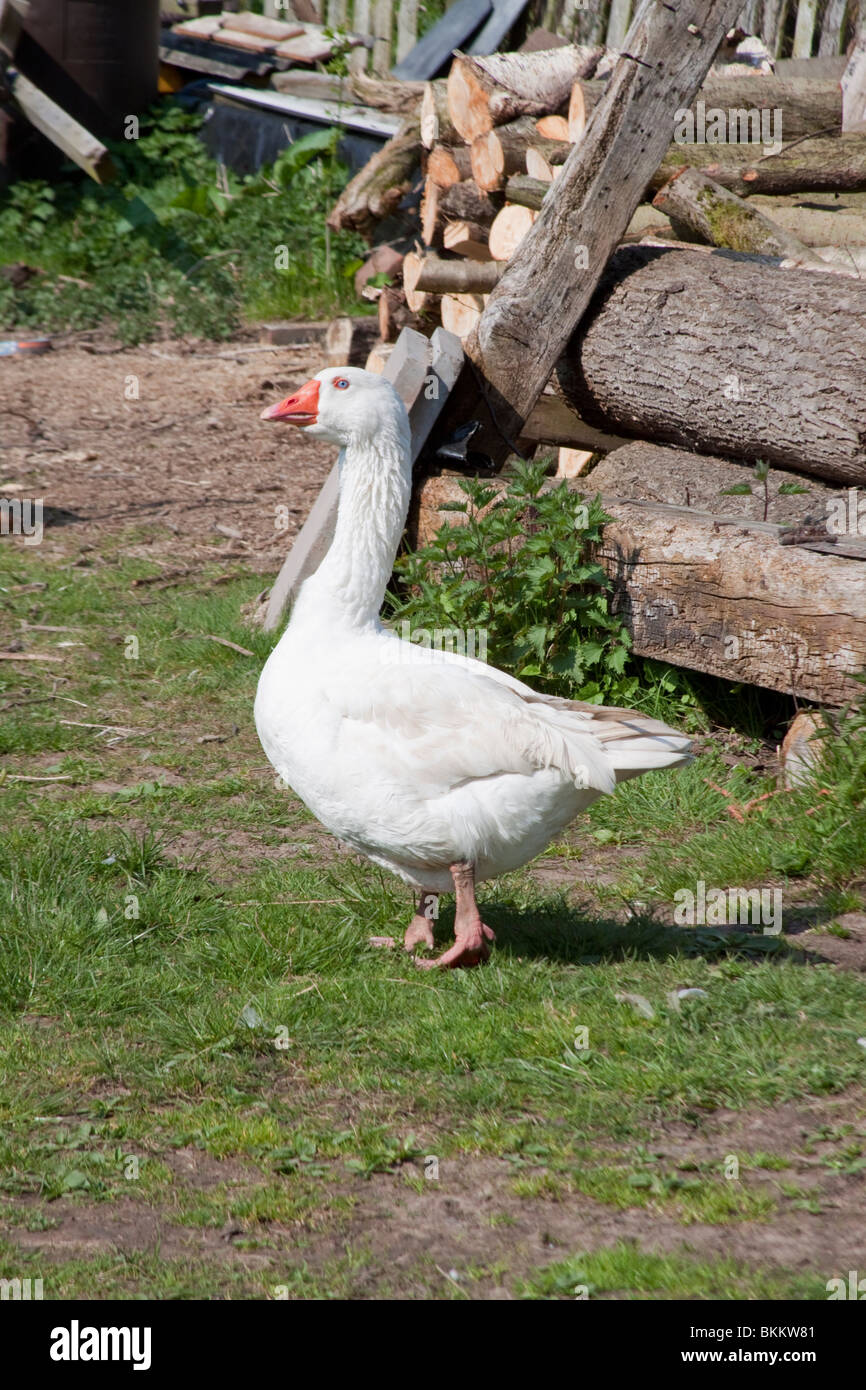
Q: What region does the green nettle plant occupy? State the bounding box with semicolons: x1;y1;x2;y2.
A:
388;459;634;703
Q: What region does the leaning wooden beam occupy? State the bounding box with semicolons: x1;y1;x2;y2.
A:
262;327;464;632
453;0;746;459
554;245;866;486
8;72;116;183
415;473;866;706
652;167;840;271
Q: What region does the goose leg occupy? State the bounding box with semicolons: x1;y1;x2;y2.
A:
369;889;438;953
417;862;495;970
403;890;438;953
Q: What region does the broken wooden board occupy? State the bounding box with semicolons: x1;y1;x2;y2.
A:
207;84;401;139
415;474;866;706
8;71;116;183
468;0;531;56
262;327;464;632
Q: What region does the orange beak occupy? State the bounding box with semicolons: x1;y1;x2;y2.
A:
260;377;320;426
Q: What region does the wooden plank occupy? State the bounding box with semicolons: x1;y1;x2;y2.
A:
391;0;492;81
415;474;866;706
791;0;820;59
396;0;419;65
262;327;434;632
468;0;531;56
8;72;116;184
605;0;632;49
842;24;866;132
207;83;401;138
372;0;394;75
818;0;849;57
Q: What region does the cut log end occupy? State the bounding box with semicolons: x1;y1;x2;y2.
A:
488;204;537;260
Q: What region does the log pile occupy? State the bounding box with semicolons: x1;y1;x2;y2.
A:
317;29;866;705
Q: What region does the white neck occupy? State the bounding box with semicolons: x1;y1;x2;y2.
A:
290;416;412;631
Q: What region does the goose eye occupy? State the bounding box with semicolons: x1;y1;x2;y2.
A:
333;378;350;390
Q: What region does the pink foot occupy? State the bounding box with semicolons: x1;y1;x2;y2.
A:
416;862;495;970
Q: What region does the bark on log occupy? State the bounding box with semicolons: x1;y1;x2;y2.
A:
746;194;866;247
446;44;603;143
574;73;844;142
654;133;866;196
507;133;866;204
589;441;837;525
555;245;866;486
349;73;427;114
414;254;504;293
467;0;746;452
327;117;421;237
414;471;866;705
378;287;420;341
653;167;840;271
420;80;458;148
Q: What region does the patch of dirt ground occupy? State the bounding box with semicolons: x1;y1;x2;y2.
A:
0;335;338;571
4;1090;865;1298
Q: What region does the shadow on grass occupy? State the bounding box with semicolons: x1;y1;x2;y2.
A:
431;899;818;968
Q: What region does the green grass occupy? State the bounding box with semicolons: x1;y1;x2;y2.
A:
0;104;370;343
1;536;865;1298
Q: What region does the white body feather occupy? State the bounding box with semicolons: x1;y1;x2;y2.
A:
255;368;691;893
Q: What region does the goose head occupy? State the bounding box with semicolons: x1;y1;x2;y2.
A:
261;366;408;450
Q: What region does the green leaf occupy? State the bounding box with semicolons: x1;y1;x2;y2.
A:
720;483;752;496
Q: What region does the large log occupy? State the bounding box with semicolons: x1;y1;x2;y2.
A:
507;132;866;205
573;73;845;142
446;44;603;143
414;254;504;294
653;167;842;271
414;471;866;705
555;245;866;486
654;133;866;196
461;0;746;455
327;117;421;237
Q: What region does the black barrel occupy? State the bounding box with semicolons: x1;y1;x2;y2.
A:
18;0;161;140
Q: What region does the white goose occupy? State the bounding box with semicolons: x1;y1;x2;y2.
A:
256;367;691;968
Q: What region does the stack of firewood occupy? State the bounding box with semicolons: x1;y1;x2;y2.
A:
328;37;866;349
